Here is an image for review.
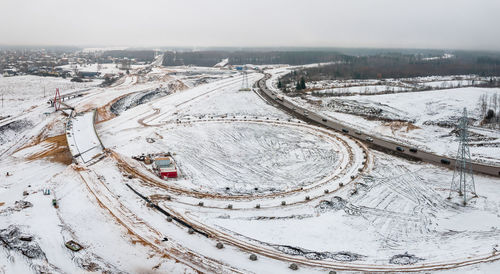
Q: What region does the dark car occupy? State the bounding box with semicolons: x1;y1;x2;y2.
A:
322;118;327;122
409;148;418;153
396;146;404;152
441;159;451;165
342;128;349;133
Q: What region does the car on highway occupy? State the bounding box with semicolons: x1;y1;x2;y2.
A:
322;118;327;122
304;110;309;116
355;130;362;135
366;137;373;142
409;148;418;153
396;146;405;152
441;159;451;165
342;128;349;133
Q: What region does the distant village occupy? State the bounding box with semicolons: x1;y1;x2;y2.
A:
0;48;147;81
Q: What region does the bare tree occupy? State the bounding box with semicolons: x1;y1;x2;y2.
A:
479;94;488;119
491;93;497;113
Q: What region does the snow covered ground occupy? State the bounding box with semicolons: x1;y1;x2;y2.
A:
300;75;490;96
306;88;500;164
56;63;147;76
1;63;500;273
116;122;339;195
0;75;101;119
268;66;500;165
193;150;500;266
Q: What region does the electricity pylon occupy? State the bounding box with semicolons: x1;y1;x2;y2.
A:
239;70;250;91
448;107;477;205
53;88;61;111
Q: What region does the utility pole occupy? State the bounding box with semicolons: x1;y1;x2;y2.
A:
448;108;477;205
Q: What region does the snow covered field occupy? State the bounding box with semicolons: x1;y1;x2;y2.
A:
1;63;500;273
311;88;500;164
0;75;101;118
56;63;147;75
268;66;500;165
300;75;491;96
196;149;500;266
114;122;339;195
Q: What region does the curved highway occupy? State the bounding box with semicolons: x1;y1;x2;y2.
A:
257;73;500;178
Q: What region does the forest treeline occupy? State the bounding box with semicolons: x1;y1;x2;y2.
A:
280;53;500;88
162;51;348;66
102;50;156;62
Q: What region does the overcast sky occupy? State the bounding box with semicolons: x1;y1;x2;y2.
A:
1;0;499;50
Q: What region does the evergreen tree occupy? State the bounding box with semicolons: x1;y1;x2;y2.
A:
296;81;301;90
300;77;306;90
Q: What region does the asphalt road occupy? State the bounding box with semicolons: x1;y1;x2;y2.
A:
257;74;500;178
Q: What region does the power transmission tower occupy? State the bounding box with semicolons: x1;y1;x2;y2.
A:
53;88;61;111
239;70;250;91
448;108;477;205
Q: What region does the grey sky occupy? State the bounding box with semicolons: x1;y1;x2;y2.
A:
1;0;499;50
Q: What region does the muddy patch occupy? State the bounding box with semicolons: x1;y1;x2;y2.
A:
95;92;132;123
383;121;421;134
23;134;73;165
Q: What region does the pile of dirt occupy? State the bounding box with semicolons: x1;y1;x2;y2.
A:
0;201;32;215
326;99;413;123
273;244;364;262
0;225;45;259
389;252;424;265
315;196;347;213
167;79;189;93
13;200;33;210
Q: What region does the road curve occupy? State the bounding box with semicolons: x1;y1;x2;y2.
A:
257;73;500;178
